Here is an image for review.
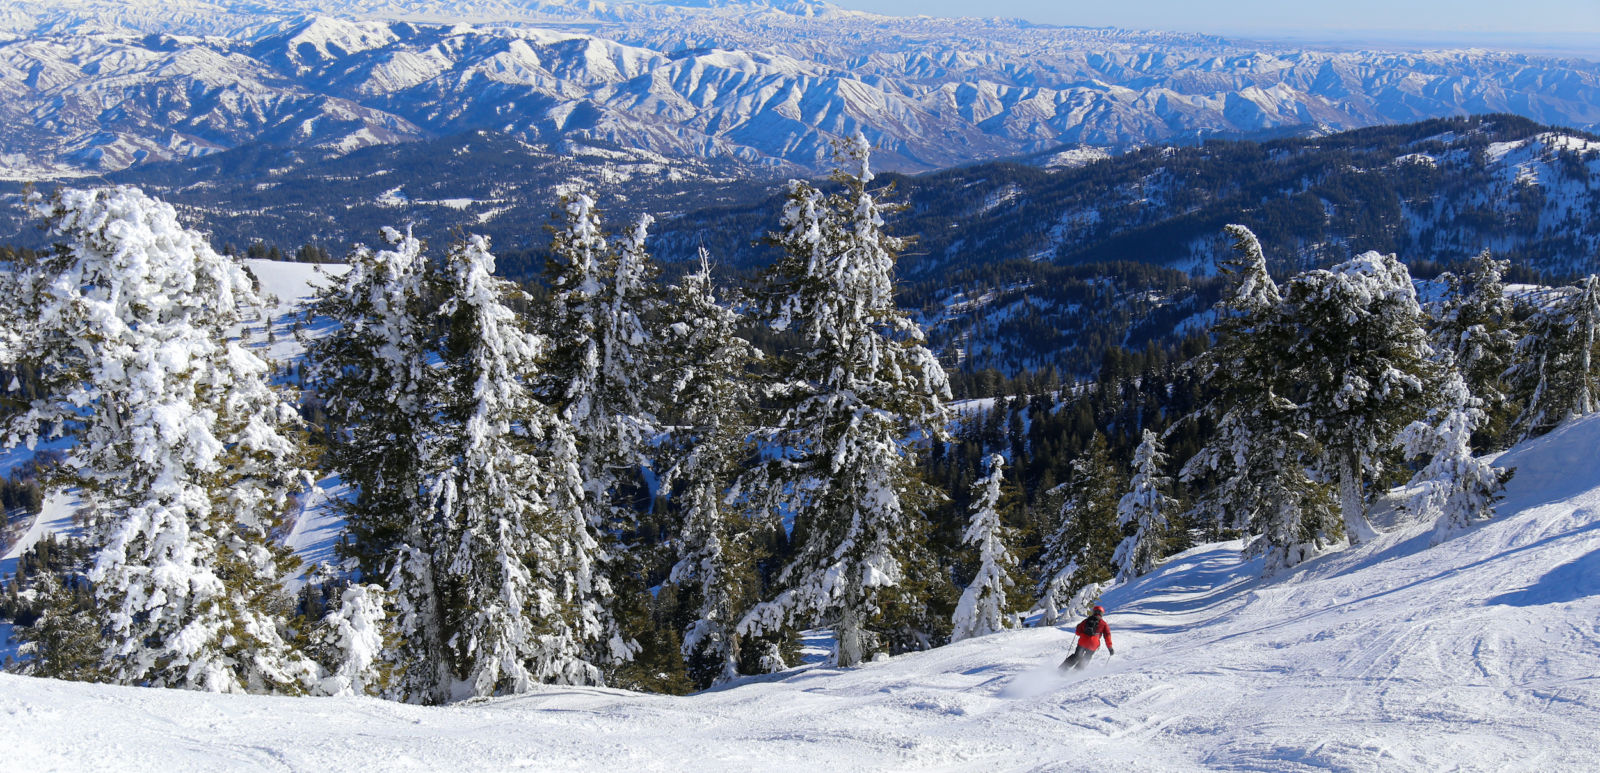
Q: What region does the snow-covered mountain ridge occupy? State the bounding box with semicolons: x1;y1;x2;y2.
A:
3;0;1599;177
5;411;1598;770
653;115;1600;374
0;115;1589;379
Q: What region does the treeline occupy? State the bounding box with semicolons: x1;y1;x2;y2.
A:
923;228;1596;605
218;241;334;264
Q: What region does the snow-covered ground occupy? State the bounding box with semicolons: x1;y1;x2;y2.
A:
4;413;1599;770
283;475;351;585
240;258;347;364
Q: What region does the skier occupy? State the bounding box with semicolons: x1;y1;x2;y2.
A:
1058;605;1114;671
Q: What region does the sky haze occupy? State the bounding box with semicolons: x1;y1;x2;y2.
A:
830;0;1600;55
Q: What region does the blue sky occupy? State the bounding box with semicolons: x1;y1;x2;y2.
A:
830;0;1600;39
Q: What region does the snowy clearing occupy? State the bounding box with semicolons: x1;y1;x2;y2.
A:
5;415;1599;771
241;258;348;364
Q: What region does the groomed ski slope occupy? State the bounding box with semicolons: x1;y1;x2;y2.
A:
4;416;1599;771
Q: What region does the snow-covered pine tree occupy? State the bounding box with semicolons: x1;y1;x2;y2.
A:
539;192;607;510
1280;251;1438;545
661;249;763;688
432;234;608;695
1510;274;1600;438
1429;251;1519;447
1399;361;1510;544
600;214;673;686
1033;558;1075;627
1214;223;1283;317
8;573;101;681
538;191;649;674
951;454;1023;642
1180;225;1334;574
594;213;662;532
1062;581;1108;621
3;187;315;693
303;226;436;572
302;226;448;703
1034;433;1121;624
738;134;951;668
1113;430;1176;582
309;582;394;697
542;197;659;526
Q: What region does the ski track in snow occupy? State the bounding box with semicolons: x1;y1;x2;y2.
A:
4;263;1600;770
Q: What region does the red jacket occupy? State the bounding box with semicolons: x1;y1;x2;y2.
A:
1075;616;1112;651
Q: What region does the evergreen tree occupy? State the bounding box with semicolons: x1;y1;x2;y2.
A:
662;250;763;688
1034;433;1121;624
1181;225;1334;574
1113;430;1175;582
308;582;394;697
303;227;437;574
951;454;1023;642
1510;274;1600;438
433;235;607;694
1430;251;1519;448
542;199;660;529
2;187;314;692
539;192;649;675
541;190;608;515
9;573;101;682
303;226;448;703
1279;251;1438;545
738;134;951;667
1399;362;1511;544
599;214;668;683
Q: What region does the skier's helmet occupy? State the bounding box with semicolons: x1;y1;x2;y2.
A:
1092;605;1105;615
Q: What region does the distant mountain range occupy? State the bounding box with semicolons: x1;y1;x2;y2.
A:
3;0;1599;179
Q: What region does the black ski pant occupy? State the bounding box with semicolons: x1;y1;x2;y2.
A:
1059;645;1096;671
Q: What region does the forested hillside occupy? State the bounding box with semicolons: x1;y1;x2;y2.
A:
5;115;1593;378
4;127;1597;705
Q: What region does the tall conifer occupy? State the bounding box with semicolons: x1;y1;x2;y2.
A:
303;226;448;703
1511;274;1600;437
3;187;314;692
662;250;763;688
1181;225;1334;574
1113;430;1175;582
1279;251;1437;545
738;134;951;667
951;454;1023;641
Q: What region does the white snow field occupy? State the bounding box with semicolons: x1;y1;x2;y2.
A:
239;258;348;364
3;412;1599;770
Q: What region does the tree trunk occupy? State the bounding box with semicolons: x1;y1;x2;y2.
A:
834;602;863;668
1338;451;1379;545
1577;296;1595;418
716;633;742;687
